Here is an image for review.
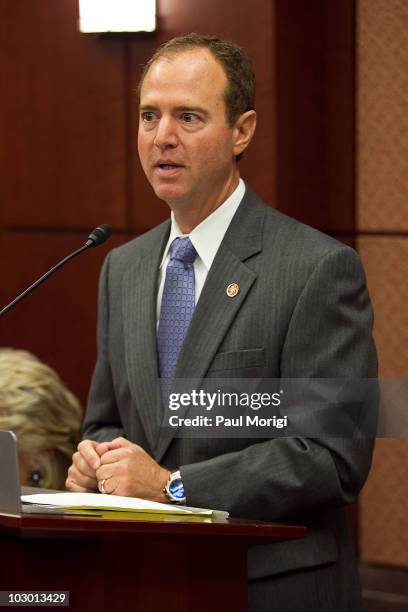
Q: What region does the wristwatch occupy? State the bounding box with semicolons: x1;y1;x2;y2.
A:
164;470;186;504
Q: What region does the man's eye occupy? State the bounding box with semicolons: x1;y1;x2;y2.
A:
142;112;156;122
181;113;198;123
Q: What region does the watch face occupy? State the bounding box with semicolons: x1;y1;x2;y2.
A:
169;478;185;500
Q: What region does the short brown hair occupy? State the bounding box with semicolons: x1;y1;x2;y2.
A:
138;32;256;127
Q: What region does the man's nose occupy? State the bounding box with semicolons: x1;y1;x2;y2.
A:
153;117;178;149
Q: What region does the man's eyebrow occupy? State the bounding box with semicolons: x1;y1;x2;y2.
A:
174;106;209;116
139;104;209;116
139;104;158;112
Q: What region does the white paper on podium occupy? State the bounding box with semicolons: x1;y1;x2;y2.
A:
21;492;229;519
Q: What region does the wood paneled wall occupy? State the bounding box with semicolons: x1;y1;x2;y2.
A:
275;0;355;235
0;0;355;407
0;0;131;403
356;0;408;568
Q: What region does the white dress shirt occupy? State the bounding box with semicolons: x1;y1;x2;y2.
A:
157;178;246;322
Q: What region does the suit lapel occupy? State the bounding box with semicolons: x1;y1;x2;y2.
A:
155;187;265;461
123;222;170;454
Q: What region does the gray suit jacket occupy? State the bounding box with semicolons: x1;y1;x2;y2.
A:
83;184;377;611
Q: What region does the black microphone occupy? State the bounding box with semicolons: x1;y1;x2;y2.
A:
0;224;112;318
85;224;112;247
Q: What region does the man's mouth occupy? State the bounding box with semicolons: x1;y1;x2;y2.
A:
156;162;183;170
154;162;184;177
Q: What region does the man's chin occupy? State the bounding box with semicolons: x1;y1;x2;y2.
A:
153;184;189;207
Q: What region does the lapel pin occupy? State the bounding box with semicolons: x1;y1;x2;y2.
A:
226;282;240;298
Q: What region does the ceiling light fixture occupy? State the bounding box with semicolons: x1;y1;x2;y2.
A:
78;0;156;33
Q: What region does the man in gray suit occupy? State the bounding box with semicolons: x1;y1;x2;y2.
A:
66;34;377;611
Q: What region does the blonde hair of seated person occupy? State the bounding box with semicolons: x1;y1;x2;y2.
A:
0;348;82;490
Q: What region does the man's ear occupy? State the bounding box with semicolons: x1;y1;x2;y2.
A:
232;110;257;157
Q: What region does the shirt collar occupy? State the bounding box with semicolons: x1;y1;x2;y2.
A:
160;178;246;271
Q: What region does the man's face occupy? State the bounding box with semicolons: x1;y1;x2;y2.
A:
138;48;240;212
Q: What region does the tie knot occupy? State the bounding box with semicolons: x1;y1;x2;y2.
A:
170;237;197;264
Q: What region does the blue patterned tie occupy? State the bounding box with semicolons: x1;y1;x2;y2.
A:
158;237;197;391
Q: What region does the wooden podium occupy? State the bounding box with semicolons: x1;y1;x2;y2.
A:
0;510;306;611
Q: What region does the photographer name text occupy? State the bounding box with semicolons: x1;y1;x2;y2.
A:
167;415;288;429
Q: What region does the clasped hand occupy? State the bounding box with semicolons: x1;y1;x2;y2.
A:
65;438;170;502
